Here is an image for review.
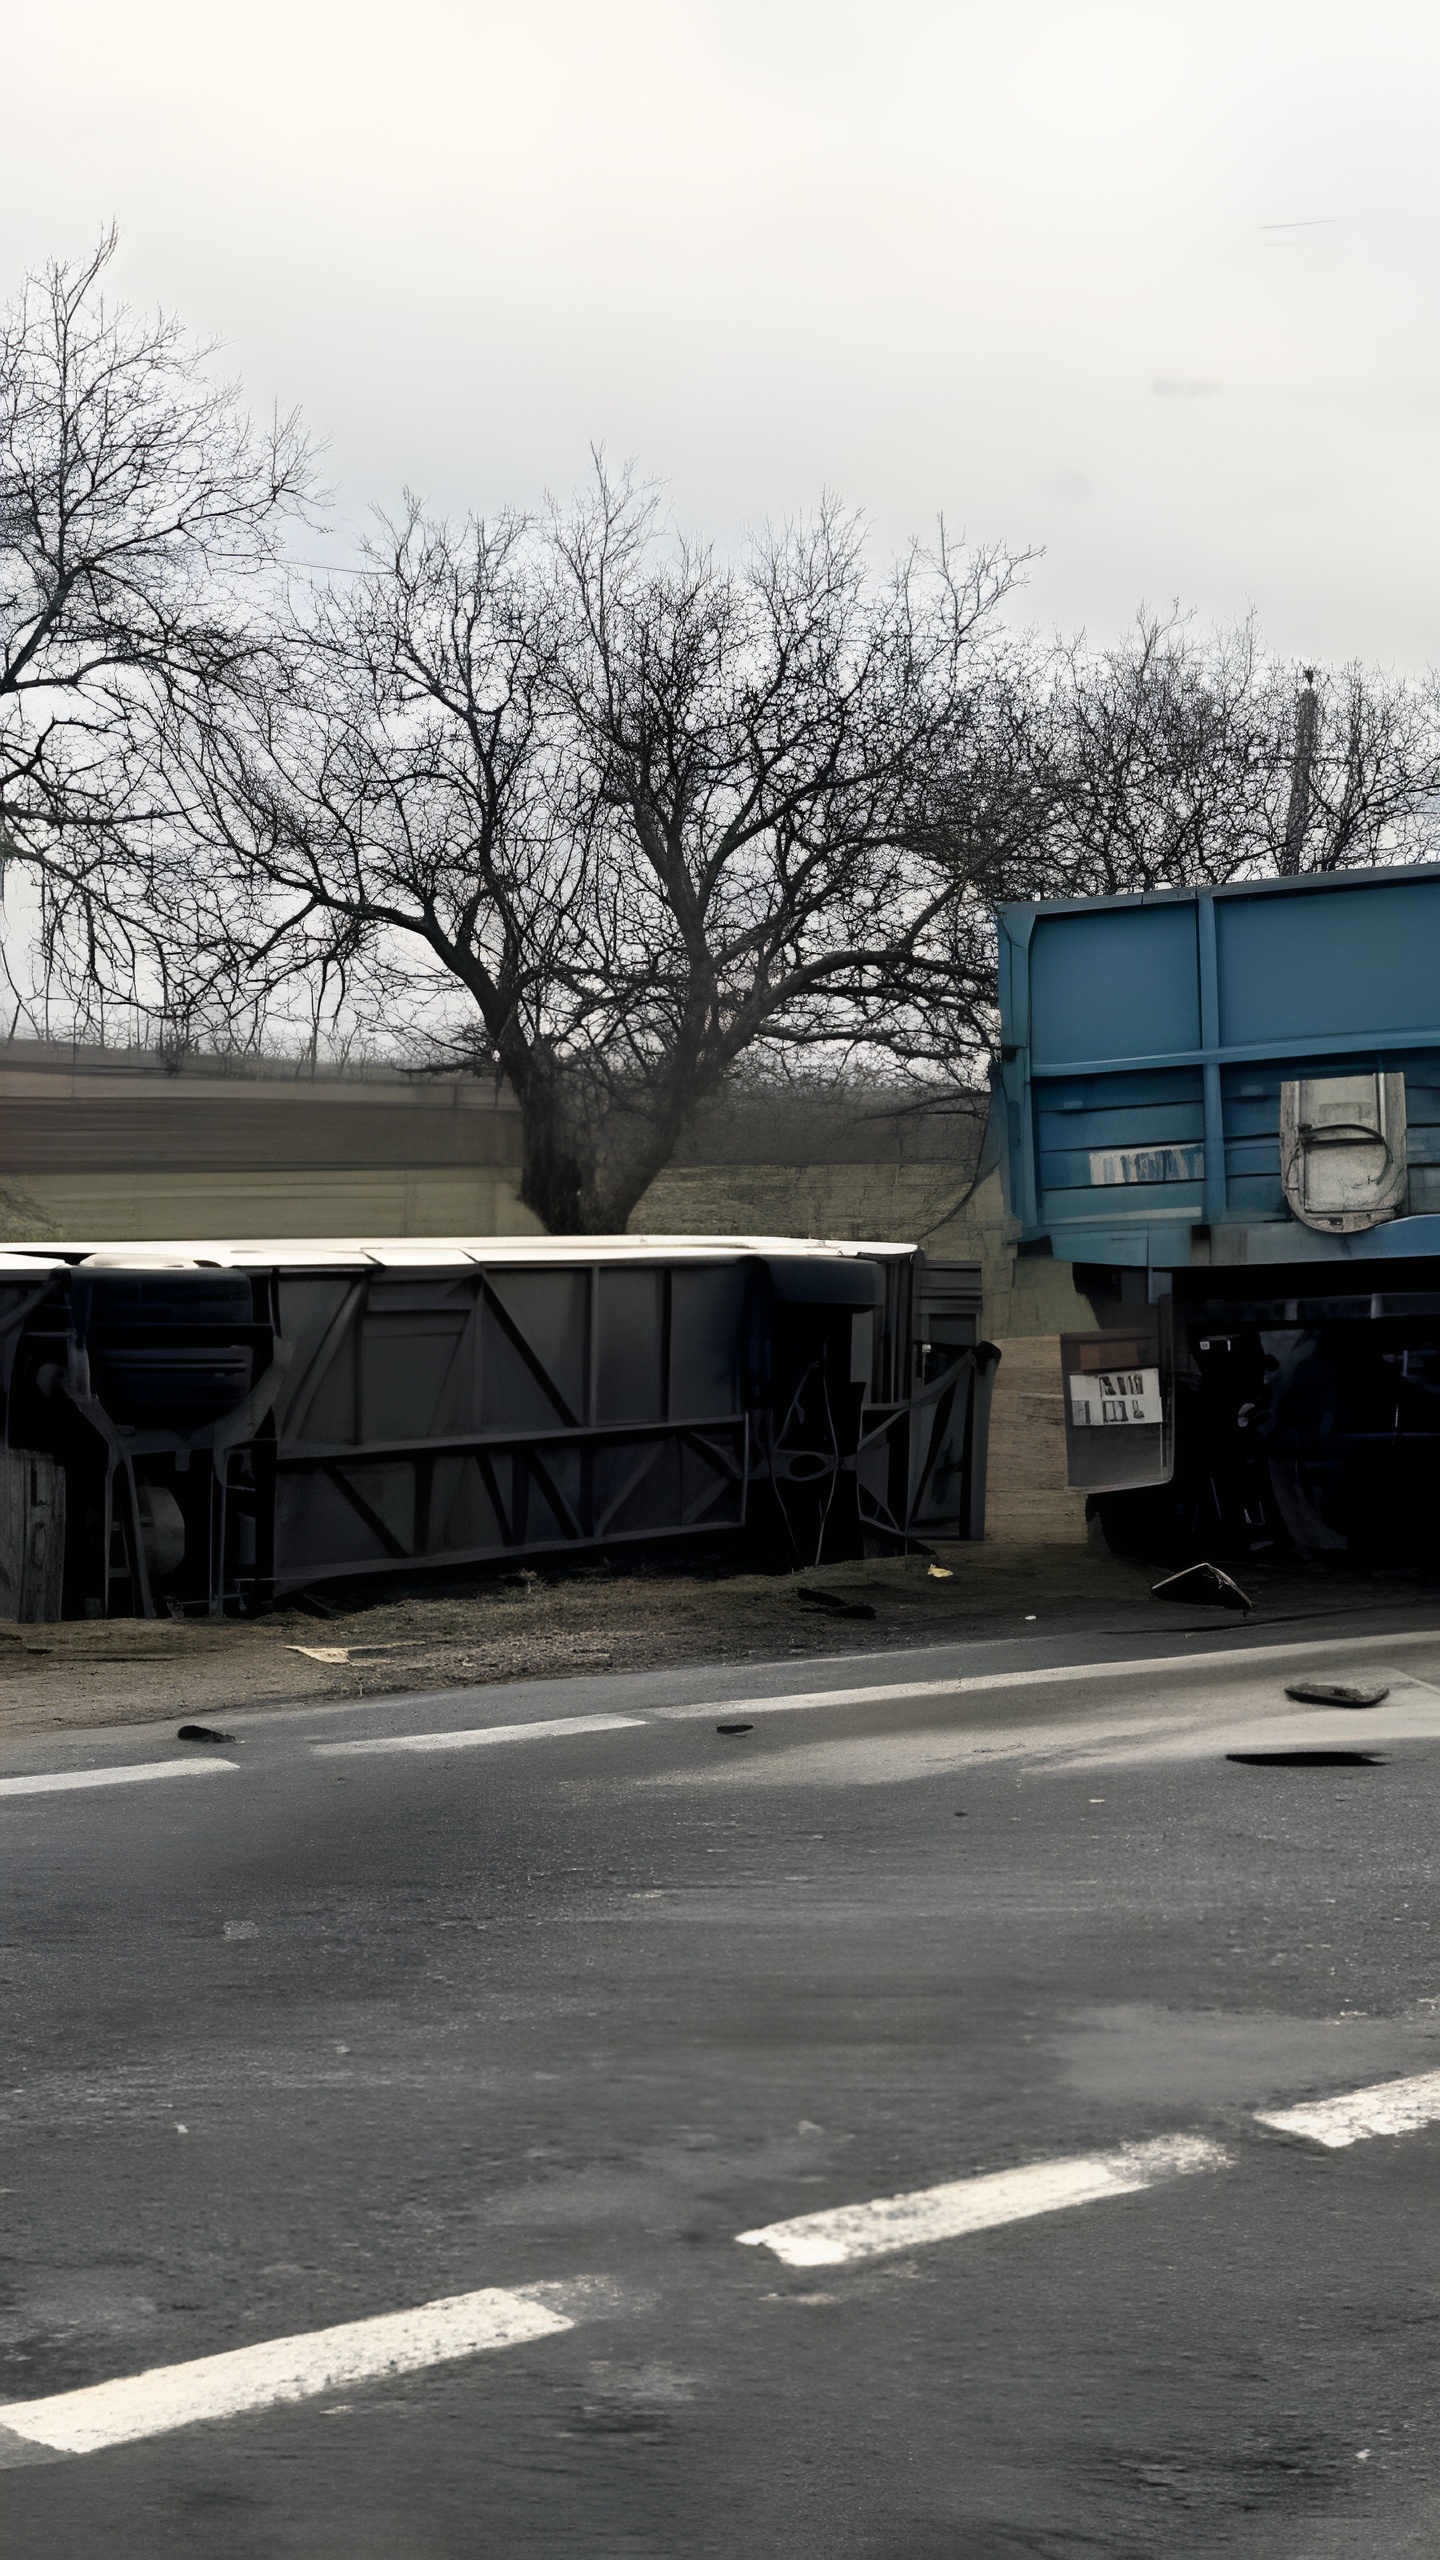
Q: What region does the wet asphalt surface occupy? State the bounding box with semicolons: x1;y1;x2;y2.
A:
3;1611;1440;2559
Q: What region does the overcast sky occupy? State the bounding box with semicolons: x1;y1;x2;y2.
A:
5;0;1439;664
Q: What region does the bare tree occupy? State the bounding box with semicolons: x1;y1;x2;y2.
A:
0;231;314;1039
137;469;1023;1230
17;240;1434;1207
1016;611;1440;898
1014;610;1278;896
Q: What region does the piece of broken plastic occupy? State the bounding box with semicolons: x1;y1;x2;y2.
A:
1150;1561;1253;1613
1284;1679;1390;1708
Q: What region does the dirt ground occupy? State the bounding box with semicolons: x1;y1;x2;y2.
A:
0;1538;1420;1747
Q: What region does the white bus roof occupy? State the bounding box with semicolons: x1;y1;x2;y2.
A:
0;1234;923;1274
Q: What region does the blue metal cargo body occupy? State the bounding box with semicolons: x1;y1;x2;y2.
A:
998;863;1440;1269
996;864;1440;1564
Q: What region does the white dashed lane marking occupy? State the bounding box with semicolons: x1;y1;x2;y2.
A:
739;2057;1440;2272
1255;2068;1440;2148
5;2057;1440;2461
0;1759;239;1799
735;2134;1229;2266
0;2283;591;2460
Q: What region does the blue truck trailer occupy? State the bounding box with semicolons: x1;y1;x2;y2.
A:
996;861;1440;1561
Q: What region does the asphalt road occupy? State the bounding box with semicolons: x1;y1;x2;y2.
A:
4;1608;1440;2558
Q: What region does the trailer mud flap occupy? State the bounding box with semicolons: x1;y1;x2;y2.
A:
1061;1310;1174;1491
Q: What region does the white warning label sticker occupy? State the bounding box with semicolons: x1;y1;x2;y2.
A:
1068;1368;1163;1427
1089;1145;1203;1187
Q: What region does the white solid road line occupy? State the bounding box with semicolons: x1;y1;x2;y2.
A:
735;2133;1229;2267
7;1623;1436;1793
0;2284;575;2458
315;1711;647;1758
654;1678;963;1721
1255;2068;1440;2149
653;1626;1440;1724
289;1622;1440;1765
0;1759;239;1799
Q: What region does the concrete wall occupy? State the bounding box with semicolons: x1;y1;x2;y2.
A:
635;1158;974;1252
0;1041;540;1242
0;1165;539;1243
0;1042;1093;1344
635;1160;1098;1341
920;1166;1098;1341
981;1334;1087;1544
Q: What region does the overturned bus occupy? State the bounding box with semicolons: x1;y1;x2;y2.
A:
995;861;1440;1564
0;1234;996;1619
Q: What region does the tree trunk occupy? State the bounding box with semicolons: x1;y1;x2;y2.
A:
512;1060;590;1233
511;1049;713;1236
